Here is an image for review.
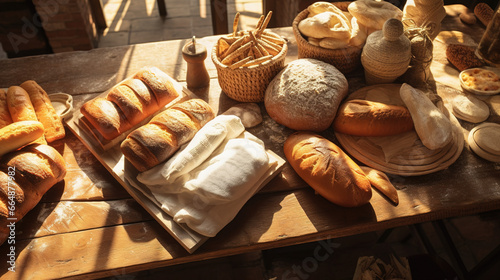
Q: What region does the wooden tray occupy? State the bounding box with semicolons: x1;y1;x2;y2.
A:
335;84;464;176
66;75;286;253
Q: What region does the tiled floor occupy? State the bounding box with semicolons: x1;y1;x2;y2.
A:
98;0;263;48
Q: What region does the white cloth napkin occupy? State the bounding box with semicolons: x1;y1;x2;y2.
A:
135;115;271;237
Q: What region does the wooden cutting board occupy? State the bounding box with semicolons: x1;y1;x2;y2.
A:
66;73;286;253
335;84;464;176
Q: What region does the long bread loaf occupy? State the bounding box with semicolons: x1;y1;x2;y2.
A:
80;67;179;141
121;99;215;172
0;144;67;245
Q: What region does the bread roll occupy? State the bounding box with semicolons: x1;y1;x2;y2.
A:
134;66;179;108
0;89;13;129
265;59;348;131
121;99;215;172
360;166;398;205
284;132;372;207
121;78;160;116
0;144;66;245
20;80;65;142
80;97;132;141
0;121;45;157
6;86;37;122
333;99;414;136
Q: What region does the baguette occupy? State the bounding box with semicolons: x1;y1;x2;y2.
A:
284;132;372;207
121;99;215;172
0;121;45;157
20;80;65;142
333;99;414;137
0;89;13;129
0;144;66;245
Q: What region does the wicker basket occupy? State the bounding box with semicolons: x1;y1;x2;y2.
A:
211;32;288;102
292;9;362;75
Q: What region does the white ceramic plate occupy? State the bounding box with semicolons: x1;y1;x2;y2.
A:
459;67;500;96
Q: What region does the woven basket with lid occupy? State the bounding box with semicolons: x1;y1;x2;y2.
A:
292;9;362;75
211;31;288;102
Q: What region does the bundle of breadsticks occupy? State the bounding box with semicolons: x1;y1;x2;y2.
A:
215;12;286;69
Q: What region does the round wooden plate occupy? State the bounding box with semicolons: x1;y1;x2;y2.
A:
335;84;465;176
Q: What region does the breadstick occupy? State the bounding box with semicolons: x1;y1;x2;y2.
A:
250;32;269;56
220;35;246;60
229;56;253;69
242;55;273;67
258;38;280;55
255;15;265;30
251;45;263;59
233;12;240;37
221;41;252;65
261;37;282;51
261;33;285;45
256;11;273;37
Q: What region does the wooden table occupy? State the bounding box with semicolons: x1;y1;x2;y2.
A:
1;5;499;280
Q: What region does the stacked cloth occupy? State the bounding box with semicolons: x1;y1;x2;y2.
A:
133;115;272;237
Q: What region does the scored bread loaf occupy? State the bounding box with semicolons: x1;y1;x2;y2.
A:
284;132;372;207
133;66;179;108
0;144;67;245
0;89;13;129
121;99;215;172
6;86;47;145
80;97;133;141
333;99;414;137
0;121;45;157
80;67;179;141
6;86;38;123
20;80;65;142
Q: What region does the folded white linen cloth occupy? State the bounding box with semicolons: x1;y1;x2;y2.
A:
136;115;271;237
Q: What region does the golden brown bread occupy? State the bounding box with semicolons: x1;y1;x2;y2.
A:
284;132;372;207
360;166;399;205
121;99;215;172
0;121;45;157
20;80;65;142
7;86;38;122
80;97;132;141
106;84;146;125
134;66;179;108
0;144;66;245
0;89;13;129
333;99;414;137
81;67;179;141
121;78;160;116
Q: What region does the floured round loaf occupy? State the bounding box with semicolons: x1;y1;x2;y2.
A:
264;59;348;131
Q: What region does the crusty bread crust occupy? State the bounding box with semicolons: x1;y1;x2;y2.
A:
333;99;414;137
284;132;372;207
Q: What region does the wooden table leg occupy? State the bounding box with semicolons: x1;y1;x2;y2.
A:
157;0;167;17
210;0;228;35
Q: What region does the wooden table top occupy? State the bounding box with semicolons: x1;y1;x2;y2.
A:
1;5;499;280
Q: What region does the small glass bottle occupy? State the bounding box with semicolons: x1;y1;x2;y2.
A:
182;36;210;89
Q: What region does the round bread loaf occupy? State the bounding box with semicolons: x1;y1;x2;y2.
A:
333;99;414;136
265;59;348;131
284;132;372;207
